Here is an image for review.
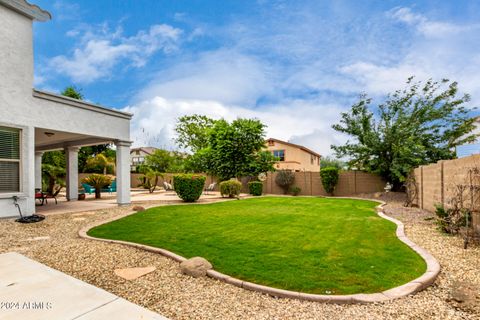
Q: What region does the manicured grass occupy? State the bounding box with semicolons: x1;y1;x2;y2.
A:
88;197;426;294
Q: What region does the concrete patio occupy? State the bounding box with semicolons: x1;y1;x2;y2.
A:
0;252;167;320
34;190;225;216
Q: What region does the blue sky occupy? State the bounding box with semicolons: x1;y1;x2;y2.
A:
32;0;480;155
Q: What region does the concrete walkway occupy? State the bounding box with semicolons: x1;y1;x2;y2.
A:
0;252;167;320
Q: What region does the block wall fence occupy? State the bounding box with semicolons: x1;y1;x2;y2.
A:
412;154;480;232
78;170;385;197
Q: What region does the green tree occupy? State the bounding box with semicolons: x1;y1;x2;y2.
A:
332;78;477;187
79;145;114;173
320;156;346;169
175;114;217;152
183;148;213;173
204;118;276;180
85;153;115;175
144;149;184;173
61;85;84;100
320;167;340;195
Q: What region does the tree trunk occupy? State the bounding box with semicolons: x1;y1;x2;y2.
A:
95;189;101;199
48;177;55;195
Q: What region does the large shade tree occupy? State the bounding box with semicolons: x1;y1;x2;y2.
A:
175;115;217;152
332;78;478;188
142;149;185;173
176;116;276;180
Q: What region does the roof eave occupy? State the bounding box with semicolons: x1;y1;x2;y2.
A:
33;89;133;120
267;137;321;157
0;0;51;21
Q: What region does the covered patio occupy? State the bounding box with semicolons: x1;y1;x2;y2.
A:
29;90;133;215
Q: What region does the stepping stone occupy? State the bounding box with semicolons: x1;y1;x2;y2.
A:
114;267;156;280
22;236;50;241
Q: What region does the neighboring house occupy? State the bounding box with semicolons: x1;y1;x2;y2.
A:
265;138;321;172
130;147;157;171
456;117;480;158
0;0;132;218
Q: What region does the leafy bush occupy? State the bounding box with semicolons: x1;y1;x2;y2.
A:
248;181;263;196
173;174;206;202
275;170;295;194
320;167;339;195
434;204;471;234
290;186;301;196
82;174;112;199
220;179;242;198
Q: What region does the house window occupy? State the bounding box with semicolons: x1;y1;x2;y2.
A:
0;126;20;193
273;150;285;161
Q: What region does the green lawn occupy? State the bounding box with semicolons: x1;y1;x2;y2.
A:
88;197;426;294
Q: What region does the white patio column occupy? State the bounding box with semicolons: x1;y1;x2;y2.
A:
65;146;79;201
115;141;131;205
34;151;44;190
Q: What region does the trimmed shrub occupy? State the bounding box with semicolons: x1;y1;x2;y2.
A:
290;186;301;196
320;167;339;195
275;170;295;194
220;179;242;198
248;181;263;196
173;174;206;202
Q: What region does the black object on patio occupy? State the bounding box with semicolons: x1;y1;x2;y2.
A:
13;196;45;223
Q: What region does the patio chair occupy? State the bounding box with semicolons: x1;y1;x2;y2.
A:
35;190;46;206
163;181;173;191
44;186;62;205
82;183;95;195
204;182;216;195
101;180;116;193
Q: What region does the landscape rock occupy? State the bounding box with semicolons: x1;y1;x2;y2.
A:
132;206;145;212
180;257;212;278
450;280;479;308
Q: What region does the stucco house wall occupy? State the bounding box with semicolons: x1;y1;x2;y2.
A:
266;138;321;172
0;1;132;218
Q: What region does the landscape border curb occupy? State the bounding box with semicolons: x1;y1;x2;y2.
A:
78;197;441;304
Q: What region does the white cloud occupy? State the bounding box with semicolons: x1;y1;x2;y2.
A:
341;7;480;104
389;7;480;38
389;7;426;25
122;96;345;156
135;49;275;106
47;23;182;83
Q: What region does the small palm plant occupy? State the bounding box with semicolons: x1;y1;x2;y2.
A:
82;174;112;199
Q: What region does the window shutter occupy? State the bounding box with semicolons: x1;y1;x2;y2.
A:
0;127;21;192
0;162;20;192
0;127;20;159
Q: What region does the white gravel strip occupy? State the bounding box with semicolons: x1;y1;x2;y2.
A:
0;195;478;319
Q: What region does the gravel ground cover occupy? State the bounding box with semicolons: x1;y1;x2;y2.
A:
0;194;479;320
